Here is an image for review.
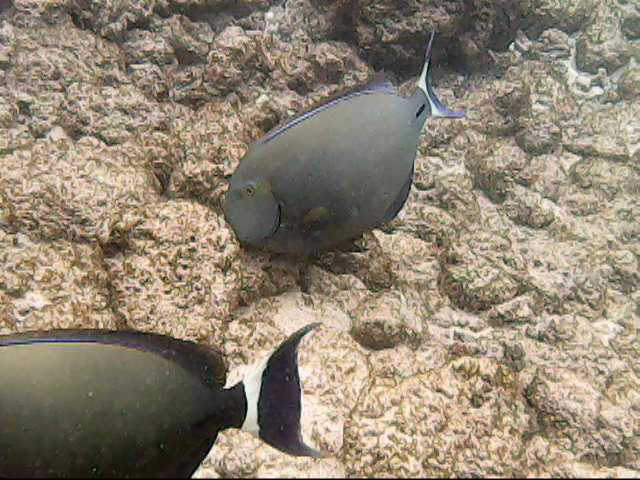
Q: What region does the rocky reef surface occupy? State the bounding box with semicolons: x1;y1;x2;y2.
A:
1;0;639;477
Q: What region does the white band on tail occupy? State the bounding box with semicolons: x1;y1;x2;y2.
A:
239;356;269;435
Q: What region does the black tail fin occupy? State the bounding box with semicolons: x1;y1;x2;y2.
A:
241;323;324;457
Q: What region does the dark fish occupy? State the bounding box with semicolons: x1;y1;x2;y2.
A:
223;32;464;253
0;324;322;478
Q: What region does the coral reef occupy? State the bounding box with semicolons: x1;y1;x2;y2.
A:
1;0;638;476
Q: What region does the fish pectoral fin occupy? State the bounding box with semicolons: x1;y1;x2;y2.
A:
301;206;331;232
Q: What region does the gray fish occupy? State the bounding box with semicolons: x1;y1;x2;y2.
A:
223;32;464;254
0;324;322;478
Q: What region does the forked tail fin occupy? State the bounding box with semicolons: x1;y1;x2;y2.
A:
240;323;324;457
417;32;465;119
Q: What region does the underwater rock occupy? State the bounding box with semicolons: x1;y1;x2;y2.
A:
439;231;525;312
168;99;251;207
0;138;161;242
466;139;531;203
617;64;640;100
102;200;297;341
351;290;425;350
61;82;171;145
487;294;537;326
622;7;640;40
343;356;528;477
0;231;118;333
525;367;638;469
575;2;639;74
521;0;596;36
0;0;638;477
61;0;156;40
563;102;640;162
503;185;557;229
303;265;369;314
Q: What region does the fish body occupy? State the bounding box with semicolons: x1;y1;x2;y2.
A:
223;33;464;254
0;325;321;478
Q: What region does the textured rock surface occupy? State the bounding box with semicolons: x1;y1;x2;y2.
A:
1;0;639;477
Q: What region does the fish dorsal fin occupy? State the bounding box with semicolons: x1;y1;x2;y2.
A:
258;72;397;146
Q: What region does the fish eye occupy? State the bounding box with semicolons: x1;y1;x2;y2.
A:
244;185;256;197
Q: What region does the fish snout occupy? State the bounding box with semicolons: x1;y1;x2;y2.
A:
222;183;280;245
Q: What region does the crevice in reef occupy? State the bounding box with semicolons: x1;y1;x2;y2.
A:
173;45;206;67
0;0;13;16
156;0;270;33
97;253;132;331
